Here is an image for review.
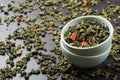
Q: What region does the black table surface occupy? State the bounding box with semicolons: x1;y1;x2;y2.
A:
0;0;120;80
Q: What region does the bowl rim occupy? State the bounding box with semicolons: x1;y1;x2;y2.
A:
61;15;114;50
60;39;111;58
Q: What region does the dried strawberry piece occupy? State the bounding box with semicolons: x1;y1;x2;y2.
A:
81;41;88;46
70;32;77;41
83;0;89;5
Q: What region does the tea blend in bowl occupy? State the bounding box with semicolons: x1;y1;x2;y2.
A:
64;19;109;47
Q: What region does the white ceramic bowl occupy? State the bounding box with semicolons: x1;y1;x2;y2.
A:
60;39;111;68
61;16;113;56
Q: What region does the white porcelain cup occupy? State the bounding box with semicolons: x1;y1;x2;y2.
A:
61;16;114;56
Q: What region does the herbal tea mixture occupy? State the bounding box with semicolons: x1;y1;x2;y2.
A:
64;19;109;47
0;0;119;80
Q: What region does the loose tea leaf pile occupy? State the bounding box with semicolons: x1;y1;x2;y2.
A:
64;19;109;47
0;0;119;80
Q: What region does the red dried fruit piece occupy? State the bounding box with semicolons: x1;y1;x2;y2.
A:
47;31;53;34
81;41;88;46
70;32;77;41
21;16;25;22
83;0;89;5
